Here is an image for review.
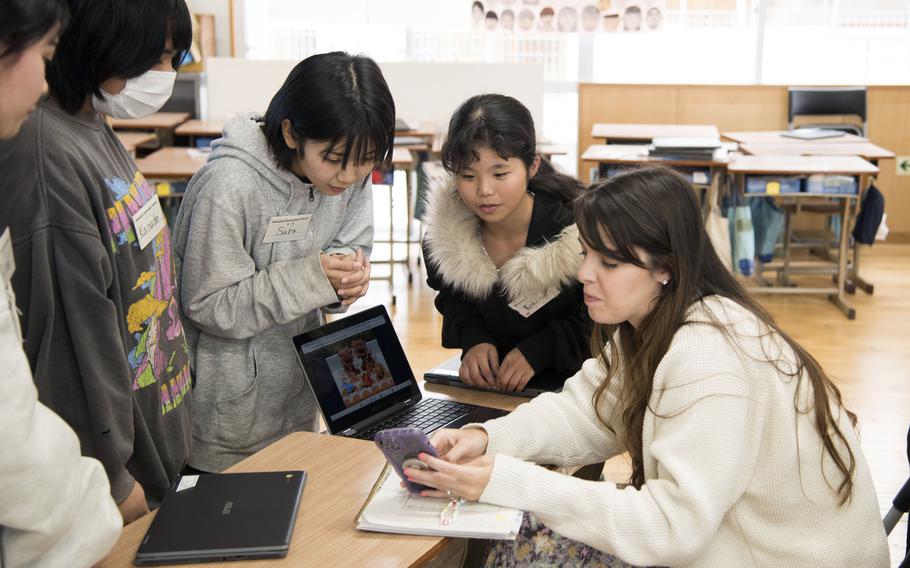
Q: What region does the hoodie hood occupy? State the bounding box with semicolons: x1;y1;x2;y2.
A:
423;178;582;303
208;113;304;198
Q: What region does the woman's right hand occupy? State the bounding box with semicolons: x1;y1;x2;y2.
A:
430;427;489;464
459;343;499;388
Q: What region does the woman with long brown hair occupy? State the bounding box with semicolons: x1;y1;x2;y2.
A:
405;166;888;567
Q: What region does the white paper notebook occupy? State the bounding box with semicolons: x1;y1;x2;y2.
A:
356;466;524;540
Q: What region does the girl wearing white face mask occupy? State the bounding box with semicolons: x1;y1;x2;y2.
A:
0;0;194;527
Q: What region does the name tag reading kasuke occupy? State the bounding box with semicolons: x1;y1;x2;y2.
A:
131;195;167;250
262;215;312;244
508;286;560;318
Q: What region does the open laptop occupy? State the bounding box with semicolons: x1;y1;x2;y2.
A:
134;471;306;565
424;355;564;398
292;305;508;440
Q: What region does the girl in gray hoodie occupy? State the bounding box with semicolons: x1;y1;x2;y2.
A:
173;52;396;471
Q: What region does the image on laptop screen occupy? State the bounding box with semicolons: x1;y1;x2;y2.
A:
294;307;421;434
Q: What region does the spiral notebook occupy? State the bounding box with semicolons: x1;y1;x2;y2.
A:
356;465;523;540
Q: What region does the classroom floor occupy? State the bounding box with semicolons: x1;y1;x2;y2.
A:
358;237;910;566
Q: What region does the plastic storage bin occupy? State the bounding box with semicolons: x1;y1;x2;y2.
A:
805;174;858;195
745;176;803;195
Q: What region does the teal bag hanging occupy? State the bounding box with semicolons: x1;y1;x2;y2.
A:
750;197;785;263
728;188;755;276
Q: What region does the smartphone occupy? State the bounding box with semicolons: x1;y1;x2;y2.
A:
374;428;437;494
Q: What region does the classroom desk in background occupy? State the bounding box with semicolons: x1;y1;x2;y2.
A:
174;119;225;139
739;142;895;161
581;144;728;185
721;130;869;145
101;380;526;568
111;112;191;147
738;140;894;296
115;131;156;158
727;154;878;320
136;147;209;181
537;144;569;161
111;112;191;131
395;123;438;141
591;123;720;144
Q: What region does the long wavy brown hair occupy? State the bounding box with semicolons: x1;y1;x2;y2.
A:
574;166;858;504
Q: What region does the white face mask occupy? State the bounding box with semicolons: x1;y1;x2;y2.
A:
92;70;177;119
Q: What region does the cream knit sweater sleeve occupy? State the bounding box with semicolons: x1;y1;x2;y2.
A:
479;320;765;566
477;356;628;467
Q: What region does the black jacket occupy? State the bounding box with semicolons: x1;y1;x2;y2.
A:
422;183;590;380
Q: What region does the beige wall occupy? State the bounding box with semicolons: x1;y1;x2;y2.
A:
578;83;910;239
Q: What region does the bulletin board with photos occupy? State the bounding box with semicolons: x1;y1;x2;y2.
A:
470;0;667;33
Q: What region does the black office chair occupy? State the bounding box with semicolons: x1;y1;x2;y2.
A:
883;422;910;568
788;86;867;136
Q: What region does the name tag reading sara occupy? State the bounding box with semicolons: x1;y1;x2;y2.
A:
262;214;312;244
131;195;167;250
508;286;560;318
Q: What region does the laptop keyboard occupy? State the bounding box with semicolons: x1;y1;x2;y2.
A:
355;398;474;440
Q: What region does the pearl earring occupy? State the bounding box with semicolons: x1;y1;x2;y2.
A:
662;279;669;286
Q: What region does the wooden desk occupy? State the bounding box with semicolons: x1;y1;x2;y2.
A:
591;123;719;143
581;144;728;188
99;432;449;568
136;147;209;181
728;155;878;319
115;131;156;158
175;119;225;139
739;142;895;161
395;123;438;140
739;142;894;295
538;144;569;161
111;112;191;147
394;136;430;152
110;112;191;131
722;130;869;145
581;144;728;168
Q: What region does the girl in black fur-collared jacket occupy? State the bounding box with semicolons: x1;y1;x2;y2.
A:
422;94;591;394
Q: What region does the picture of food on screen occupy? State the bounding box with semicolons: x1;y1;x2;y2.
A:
327;338;395;407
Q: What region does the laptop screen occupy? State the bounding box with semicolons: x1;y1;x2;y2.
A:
292;306;420;434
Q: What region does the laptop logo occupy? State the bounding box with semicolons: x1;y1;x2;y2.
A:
222;501;233;515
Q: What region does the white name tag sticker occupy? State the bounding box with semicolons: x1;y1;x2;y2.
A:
176;475;199;492
508;286;560;318
262;214;312;244
131;195;167;250
0;227;16;283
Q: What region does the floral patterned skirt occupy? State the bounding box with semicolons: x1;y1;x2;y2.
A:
482;513;642;568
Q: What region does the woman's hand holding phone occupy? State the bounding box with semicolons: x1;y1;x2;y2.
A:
429;428;489;464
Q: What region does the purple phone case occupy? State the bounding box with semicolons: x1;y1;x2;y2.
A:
374;428;438;494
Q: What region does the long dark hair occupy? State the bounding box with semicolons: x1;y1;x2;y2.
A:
441;93;582;203
575;166;857;504
46;0;192;114
262;51;396;172
0;0;68;61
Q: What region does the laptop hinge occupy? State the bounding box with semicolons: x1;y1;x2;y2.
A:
342;397;418;436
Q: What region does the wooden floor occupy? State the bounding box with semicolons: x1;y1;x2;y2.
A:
357;242;909;565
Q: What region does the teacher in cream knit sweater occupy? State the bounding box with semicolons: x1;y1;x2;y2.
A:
406;167;889;567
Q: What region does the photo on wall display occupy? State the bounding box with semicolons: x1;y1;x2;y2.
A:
326;337;395;408
472;0;663;33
